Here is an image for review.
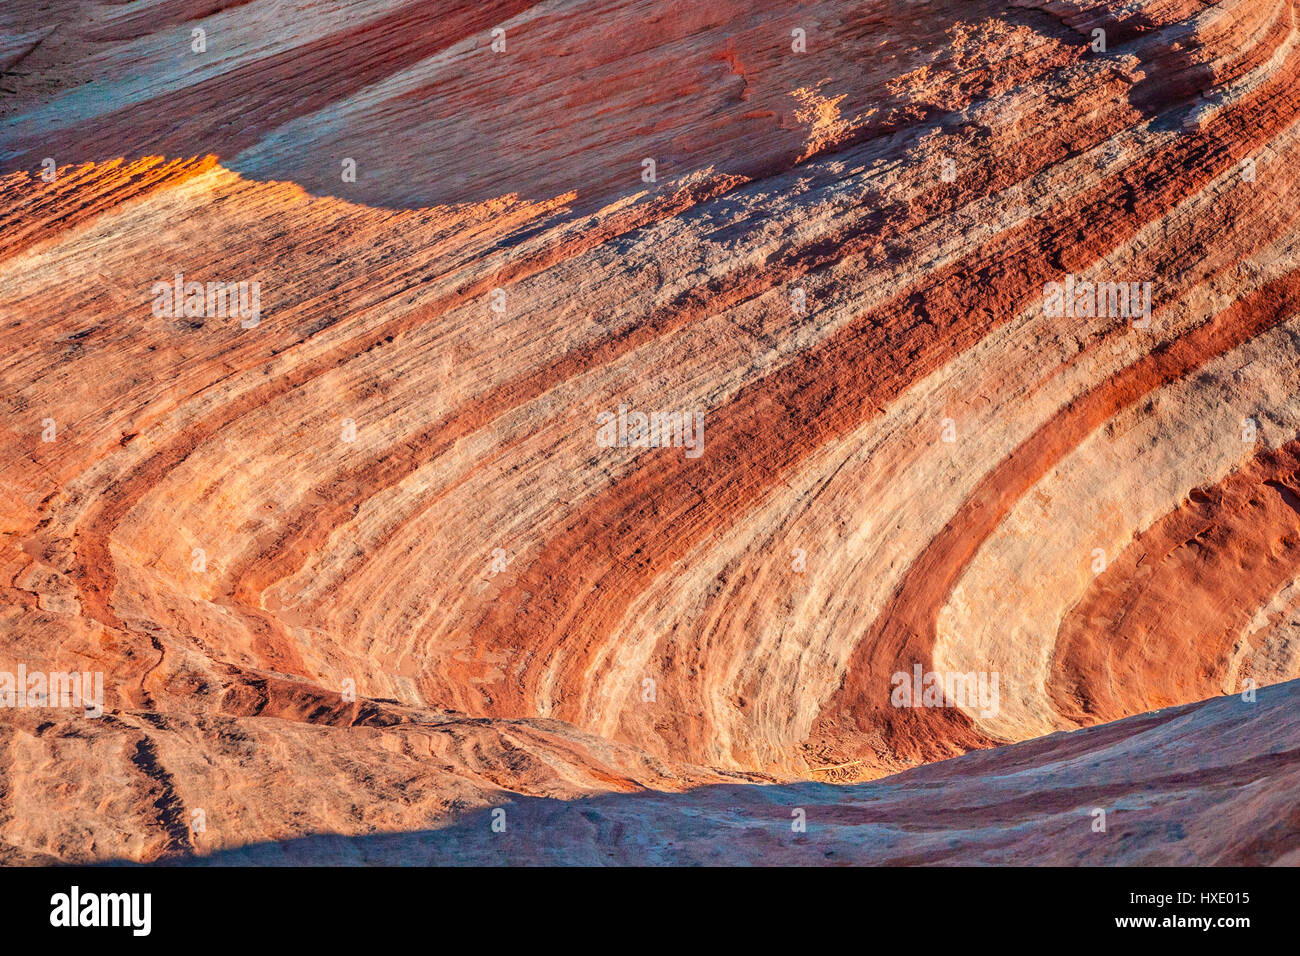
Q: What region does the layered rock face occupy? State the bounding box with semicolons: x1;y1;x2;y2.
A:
1;0;1299;864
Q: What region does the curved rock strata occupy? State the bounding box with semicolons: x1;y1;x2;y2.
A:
1;0;1299;862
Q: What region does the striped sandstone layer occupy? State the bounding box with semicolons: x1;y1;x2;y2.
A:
1;0;1298;862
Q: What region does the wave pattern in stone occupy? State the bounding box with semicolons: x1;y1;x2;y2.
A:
1;0;1298;863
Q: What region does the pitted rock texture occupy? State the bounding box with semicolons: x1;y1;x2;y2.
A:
1;0;1299;863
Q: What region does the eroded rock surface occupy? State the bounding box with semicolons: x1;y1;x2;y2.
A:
1;0;1298;863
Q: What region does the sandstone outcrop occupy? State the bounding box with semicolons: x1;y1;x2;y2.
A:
1;0;1298;863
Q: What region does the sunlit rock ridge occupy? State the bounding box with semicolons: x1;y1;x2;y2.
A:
1;0;1298;864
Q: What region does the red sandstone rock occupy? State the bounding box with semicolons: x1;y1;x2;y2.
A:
1;0;1298;864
